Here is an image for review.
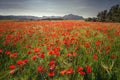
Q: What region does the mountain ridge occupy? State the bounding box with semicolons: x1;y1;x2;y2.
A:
0;14;84;20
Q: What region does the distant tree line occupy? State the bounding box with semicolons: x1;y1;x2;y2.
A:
85;4;120;22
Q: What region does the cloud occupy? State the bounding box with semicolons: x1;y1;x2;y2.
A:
0;0;120;17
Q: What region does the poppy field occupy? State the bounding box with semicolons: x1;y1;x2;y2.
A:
0;20;120;80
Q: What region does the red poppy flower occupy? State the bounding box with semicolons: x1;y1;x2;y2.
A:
5;51;11;55
106;45;111;50
37;66;43;73
34;48;40;53
32;55;37;60
109;40;113;43
84;42;90;48
50;64;55;70
40;53;45;59
48;71;54;77
86;65;92;73
77;66;83;72
60;70;66;75
49;60;55;66
66;69;73;75
73;52;77;57
26;45;32;49
23;59;28;63
0;49;2;53
111;54;115;59
0;34;2;37
16;60;24;66
54;51;60;56
48;50;54;55
27;50;32;54
96;40;102;46
9;65;16;69
9;70;15;74
66;53;72;57
93;53;98;60
106;50;109;54
10;52;17;58
98;50;103;53
80;71;86;76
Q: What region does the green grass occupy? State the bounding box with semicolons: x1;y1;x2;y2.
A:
0;21;120;80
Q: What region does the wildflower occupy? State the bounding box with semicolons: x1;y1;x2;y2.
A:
96;40;102;46
50;64;55;71
10;52;17;58
98;50;103;53
9;65;16;69
40;53;45;59
50;42;54;46
106;50;109;54
37;66;43;73
49;60;55;66
60;70;66;75
84;42;90;48
54;51;60;56
111;54;115;59
48;50;54;55
32;55;37;60
93;53;98;60
80;71;86;76
86;65;92;73
0;34;2;37
109;40;113;43
106;45;111;50
0;49;2;53
26;45;32;48
16;60;24;66
66;69;73;75
73;52;77;57
77;67;83;72
27;50;32;54
5;51;11;55
9;70;15;74
34;48;40;53
48;71;54;77
66;53;72;57
23;59;28;63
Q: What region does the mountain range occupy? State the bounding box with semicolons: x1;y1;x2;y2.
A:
0;14;84;20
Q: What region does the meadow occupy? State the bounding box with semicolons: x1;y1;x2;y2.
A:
0;20;120;80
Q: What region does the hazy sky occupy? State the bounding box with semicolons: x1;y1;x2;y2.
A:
0;0;120;18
